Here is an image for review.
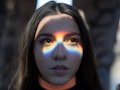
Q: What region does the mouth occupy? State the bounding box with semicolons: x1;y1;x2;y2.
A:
50;65;68;75
51;65;68;70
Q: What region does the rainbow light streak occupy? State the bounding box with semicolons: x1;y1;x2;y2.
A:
42;31;83;57
64;44;83;56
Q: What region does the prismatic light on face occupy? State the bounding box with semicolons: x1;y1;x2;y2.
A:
42;31;83;57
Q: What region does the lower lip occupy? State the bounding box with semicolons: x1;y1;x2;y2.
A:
51;69;67;75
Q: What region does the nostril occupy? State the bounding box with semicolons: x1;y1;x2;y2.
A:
54;55;66;61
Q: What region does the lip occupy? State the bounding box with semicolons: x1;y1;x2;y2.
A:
50;65;68;75
51;65;68;69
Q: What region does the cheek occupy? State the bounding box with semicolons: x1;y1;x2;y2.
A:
42;44;56;55
34;46;48;74
66;44;83;70
34;44;53;66
65;44;83;58
34;45;42;57
34;45;44;65
68;56;81;76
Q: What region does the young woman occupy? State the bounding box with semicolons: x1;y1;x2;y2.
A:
9;1;103;90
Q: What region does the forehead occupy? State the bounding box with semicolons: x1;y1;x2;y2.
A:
35;14;79;39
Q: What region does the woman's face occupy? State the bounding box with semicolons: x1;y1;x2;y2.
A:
34;14;83;85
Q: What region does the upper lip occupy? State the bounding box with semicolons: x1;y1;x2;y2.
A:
51;65;68;70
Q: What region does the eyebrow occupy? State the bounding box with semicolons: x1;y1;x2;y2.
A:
37;32;80;38
37;33;53;37
65;33;80;37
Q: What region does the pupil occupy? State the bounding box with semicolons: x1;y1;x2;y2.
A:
47;39;51;43
71;38;75;42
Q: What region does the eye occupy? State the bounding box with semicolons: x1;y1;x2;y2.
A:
65;37;80;45
39;38;55;46
71;38;78;42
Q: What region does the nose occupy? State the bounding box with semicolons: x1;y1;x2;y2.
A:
52;43;67;60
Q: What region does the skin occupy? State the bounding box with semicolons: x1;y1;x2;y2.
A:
34;14;83;85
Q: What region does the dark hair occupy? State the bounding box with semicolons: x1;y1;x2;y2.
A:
9;1;103;90
116;84;120;90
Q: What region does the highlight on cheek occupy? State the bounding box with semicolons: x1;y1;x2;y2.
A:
78;44;83;56
41;31;83;57
42;43;57;55
65;44;83;57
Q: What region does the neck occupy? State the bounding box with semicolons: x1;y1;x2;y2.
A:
38;76;76;90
